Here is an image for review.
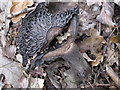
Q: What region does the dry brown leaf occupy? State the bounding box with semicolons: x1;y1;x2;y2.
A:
80;29;105;66
83;52;103;67
91;53;103;67
10;0;33;23
81;29;106;55
83;53;93;62
110;33;120;43
96;2;115;27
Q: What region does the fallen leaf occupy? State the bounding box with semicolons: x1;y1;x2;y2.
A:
78;29;105;66
0;12;5;27
0;30;7;48
107;47;118;66
0;55;24;87
2;44;16;59
80;29;106;55
83;53;93;62
0;0;10;11
10;0;33;23
29;77;44;88
80;11;96;30
91;53;103;67
96;2;115;27
18;75;28;88
114;0;120;6
106;66;120;86
110;33;120;43
0;1;12;48
86;0;102;6
16;54;22;63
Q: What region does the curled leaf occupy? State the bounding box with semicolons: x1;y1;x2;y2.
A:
91;53;103;67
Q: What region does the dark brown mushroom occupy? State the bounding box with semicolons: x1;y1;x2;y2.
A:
17;2;79;66
29;15;91;79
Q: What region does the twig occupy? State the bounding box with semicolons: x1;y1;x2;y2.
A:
106;65;120;87
80;83;116;88
0;62;13;68
7;7;35;19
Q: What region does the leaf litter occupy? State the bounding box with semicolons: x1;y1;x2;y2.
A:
0;0;120;89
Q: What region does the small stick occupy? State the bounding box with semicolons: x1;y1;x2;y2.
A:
7;7;35;19
80;84;116;88
106;65;120;87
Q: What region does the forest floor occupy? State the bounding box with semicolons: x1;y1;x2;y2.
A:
0;0;120;89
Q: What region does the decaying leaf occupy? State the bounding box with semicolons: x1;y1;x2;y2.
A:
106;66;120;86
2;44;16;59
10;0;33;23
0;0;12;48
0;55;24;87
96;2;115;27
83;53;103;67
106;47;118;66
29;77;44;88
0;30;7;48
0;0;10;11
110;33;120;43
18;75;28;88
91;53;103;67
78;29;105;66
80;29;106;55
0;12;5;29
80;11;96;30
